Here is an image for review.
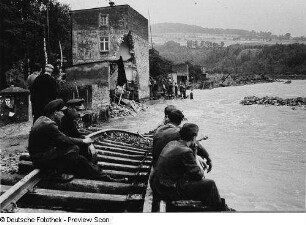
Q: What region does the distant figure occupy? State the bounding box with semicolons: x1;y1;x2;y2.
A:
174;83;178;97
168;82;173;98
190;88;194;99
30;64;57;122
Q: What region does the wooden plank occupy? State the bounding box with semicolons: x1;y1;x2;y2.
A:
98;162;150;173
0;169;42;212
19;153;151;166
142;169;154;213
1;174;145;195
95;144;149;156
100;139;151;150
95;140;149;152
97;149;150;160
97;155;151;166
1;185;143;212
18;161;149;180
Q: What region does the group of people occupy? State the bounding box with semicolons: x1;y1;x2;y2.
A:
150;105;233;211
27;63;119;182
150;77;192;100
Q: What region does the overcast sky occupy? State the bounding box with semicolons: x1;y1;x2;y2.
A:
59;0;306;36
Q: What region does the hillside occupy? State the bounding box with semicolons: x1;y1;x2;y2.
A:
152;23;256;36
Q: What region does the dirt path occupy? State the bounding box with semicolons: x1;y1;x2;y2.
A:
0;121;31;174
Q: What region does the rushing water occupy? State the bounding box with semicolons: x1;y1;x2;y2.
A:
102;80;306;212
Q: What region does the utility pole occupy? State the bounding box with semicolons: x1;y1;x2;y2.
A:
148;9;153;49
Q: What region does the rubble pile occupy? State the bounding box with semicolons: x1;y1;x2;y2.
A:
109;103;134;118
240;96;306;109
0;149;22;174
109;100;147;118
100;131;152;149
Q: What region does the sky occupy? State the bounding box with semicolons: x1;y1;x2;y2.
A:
59;0;306;37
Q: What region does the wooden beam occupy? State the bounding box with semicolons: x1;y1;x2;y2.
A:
142;169;154;213
0;169;42;212
18;161;149;180
97;149;152;160
1;174;145;195
98;139;151;150
19;153;151;166
99;162;150;173
95;145;149;156
97;155;151;166
95;140;149;152
1;185;143;212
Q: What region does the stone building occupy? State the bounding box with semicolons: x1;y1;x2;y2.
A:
65;4;149;110
172;64;189;84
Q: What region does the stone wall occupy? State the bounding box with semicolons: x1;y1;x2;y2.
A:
64;61;110;109
92;84;110;109
132;33;150;99
70;5;149;100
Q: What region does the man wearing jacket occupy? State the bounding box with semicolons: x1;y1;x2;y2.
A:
28;99;113;182
150;123;232;211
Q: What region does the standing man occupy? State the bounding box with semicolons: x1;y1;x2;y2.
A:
30;64;57;122
174;83;178;98
150;123;233;211
27;63;42;90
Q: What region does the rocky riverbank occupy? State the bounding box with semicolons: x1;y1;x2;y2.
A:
240;96;306;109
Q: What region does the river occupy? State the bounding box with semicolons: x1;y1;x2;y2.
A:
102;80;306;212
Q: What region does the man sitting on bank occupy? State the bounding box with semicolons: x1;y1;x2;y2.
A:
60;98;85;138
28;99;114;182
150;123;233;211
153;109;212;172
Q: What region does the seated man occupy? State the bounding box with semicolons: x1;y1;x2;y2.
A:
150;123;232;211
28;99;113;182
60;98;85;138
152;109;183;167
153;109;212;171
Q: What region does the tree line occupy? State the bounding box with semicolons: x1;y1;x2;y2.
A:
155;42;306;80
0;0;71;90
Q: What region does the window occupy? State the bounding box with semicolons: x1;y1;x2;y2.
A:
99;14;108;26
100;37;109;52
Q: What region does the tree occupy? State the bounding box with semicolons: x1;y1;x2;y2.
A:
0;0;71;90
149;48;173;78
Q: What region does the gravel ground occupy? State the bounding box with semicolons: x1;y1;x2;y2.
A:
0;102;148;174
0;121;31;174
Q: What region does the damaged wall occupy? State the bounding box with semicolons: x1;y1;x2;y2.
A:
65;61;110;109
71;4;149;99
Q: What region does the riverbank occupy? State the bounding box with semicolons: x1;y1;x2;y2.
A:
0;101;148;174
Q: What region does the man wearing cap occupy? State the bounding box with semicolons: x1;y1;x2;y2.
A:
150;123;233;211
60;99;85;138
152;109;183;167
28;99;112;182
30;63;58;122
153;108;212;171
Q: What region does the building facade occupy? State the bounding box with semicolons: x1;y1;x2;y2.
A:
67;4;149;110
172;64;189;84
